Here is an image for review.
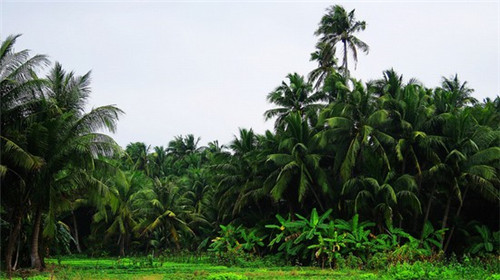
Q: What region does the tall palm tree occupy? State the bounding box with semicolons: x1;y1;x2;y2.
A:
0;34;48;273
27;63;123;269
315;5;369;79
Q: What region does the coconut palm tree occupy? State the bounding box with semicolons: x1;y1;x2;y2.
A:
267;113;329;213
309;42;339;90
0;34;48;273
320;80;394;182
434;75;477;114
264;73;325;129
27;63;123;269
315;5;369;79
93;170;151;256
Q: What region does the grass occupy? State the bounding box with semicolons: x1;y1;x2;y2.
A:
2;255;499;279
3;257;379;279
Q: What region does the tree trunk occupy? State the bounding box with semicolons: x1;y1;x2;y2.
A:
440;196;452;247
443;186;469;252
119;234;125;257
30;206;43;270
343;40;348;79
420;188;435;240
13;233;20;270
309;185;325;212
5;208;23;274
72;211;82;253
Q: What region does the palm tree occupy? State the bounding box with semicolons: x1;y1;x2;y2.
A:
428;109;499;251
434;75;477;114
27;62;123;269
0;34;48;273
93;170;151;256
264;73;325;129
125;142;151;174
267;113;329;213
309;42;338;90
320;80;394;182
136;177;200;251
342;172;421;231
315;5;369;79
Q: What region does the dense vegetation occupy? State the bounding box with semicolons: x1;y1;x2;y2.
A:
1;4;499;279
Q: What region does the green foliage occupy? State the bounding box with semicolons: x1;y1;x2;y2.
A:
466;224;500;255
2;2;500;271
208;224;266;266
206;272;248;280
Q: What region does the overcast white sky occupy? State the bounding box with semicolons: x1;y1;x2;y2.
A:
2;1;499;148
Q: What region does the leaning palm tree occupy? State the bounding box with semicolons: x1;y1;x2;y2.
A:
315;5;369;79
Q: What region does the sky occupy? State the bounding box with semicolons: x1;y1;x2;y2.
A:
2;1;499;148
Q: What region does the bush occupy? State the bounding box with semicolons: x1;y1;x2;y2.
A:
366;252;389;270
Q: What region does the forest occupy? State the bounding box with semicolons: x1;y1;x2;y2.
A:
1;4;499;280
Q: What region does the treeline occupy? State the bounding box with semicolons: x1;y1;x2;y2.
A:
1;5;499;273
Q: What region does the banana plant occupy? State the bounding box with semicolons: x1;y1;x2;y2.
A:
420;221;447;252
466;224;500;255
335;214;375;255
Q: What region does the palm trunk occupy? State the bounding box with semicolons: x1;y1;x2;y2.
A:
13;234;21;270
30;206;43;270
343;40;348;80
5;208;23;274
119;234;125;257
420;188;435;240
309;185;325;212
71;211;82;253
440;196;452;247
443;186;469;252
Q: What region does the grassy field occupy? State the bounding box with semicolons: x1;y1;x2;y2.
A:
4;257;379;279
2;256;499;279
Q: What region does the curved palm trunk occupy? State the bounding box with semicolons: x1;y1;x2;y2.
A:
5;207;23;274
30;206;43;270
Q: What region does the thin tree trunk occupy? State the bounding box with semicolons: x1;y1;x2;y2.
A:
71;211;82;253
30;206;43;270
443;186;469;252
343;40;348;79
440;196;452;247
119;234;125;257
309;185;325;212
420;188;435;240
13;233;20;270
5;208;23;274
